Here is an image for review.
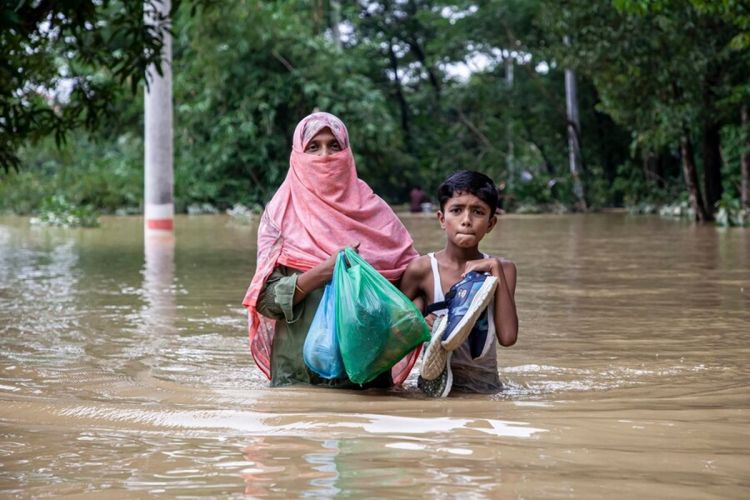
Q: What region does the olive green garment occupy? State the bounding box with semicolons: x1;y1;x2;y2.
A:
256;265;392;389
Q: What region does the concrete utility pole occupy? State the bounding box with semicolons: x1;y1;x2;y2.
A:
564;36;587;210
144;0;174;233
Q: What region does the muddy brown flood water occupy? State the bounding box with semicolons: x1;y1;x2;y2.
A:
0;213;748;498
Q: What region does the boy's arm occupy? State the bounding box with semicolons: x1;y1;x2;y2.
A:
464;257;518;347
399;256;433;324
494;259;518;346
399;255;435;328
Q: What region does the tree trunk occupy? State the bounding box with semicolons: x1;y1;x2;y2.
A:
311;0;324;34
741;104;750;209
702;121;723;213
330;0;342;50
405;0;440;100
387;40;412;151
643;151;659;185
680;134;711;222
565;64;587;210
406;36;441;100
505;57;515;187
519;119;555;174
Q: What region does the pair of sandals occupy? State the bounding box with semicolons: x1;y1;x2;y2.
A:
418;273;498;397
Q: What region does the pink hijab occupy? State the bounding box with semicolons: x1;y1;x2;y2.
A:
242;112;420;383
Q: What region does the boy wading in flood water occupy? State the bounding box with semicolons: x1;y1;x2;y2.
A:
400;170;518;397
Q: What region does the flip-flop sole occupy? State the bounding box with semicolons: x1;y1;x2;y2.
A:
420;315;448;380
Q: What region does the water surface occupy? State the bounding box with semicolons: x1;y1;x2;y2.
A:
1;213;748;498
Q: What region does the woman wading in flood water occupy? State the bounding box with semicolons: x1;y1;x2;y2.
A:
242;112;420;387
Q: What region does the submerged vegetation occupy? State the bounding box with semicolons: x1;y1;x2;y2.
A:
30;196;99;228
1;1;748;226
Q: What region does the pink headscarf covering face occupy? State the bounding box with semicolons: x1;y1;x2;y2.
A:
243;112;419;382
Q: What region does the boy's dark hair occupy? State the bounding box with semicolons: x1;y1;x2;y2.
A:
437;170;499;215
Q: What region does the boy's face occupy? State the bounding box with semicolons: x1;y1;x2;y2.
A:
438;192;497;248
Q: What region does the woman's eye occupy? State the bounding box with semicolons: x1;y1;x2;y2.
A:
331;142;341;151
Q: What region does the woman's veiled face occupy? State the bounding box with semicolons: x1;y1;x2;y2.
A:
303;127;343;156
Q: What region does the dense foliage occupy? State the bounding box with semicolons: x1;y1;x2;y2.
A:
0;0;175;170
1;0;748;222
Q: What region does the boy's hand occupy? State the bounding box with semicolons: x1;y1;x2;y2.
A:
424;313;436;329
463;257;503;279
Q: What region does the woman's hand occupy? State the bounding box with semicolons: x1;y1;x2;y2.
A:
321;241;360;279
294;242;360;304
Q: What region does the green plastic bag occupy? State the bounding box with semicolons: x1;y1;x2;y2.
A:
334;247;430;384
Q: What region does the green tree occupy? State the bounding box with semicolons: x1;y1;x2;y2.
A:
547;1;748;220
172;0;400;207
8;0;739;218
0;0;180;171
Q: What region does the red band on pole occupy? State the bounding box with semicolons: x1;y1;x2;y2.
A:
147;218;174;230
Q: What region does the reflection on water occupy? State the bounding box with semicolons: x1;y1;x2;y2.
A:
143;232;176;335
0;213;748;497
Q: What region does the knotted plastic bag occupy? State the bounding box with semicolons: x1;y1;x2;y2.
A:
303;279;345;380
334;247;430;384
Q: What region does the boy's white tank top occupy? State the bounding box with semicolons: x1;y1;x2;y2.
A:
428;253;502;393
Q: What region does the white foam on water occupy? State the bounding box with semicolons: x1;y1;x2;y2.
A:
57;407;547;439
436;447;473;455
385;442;426;451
